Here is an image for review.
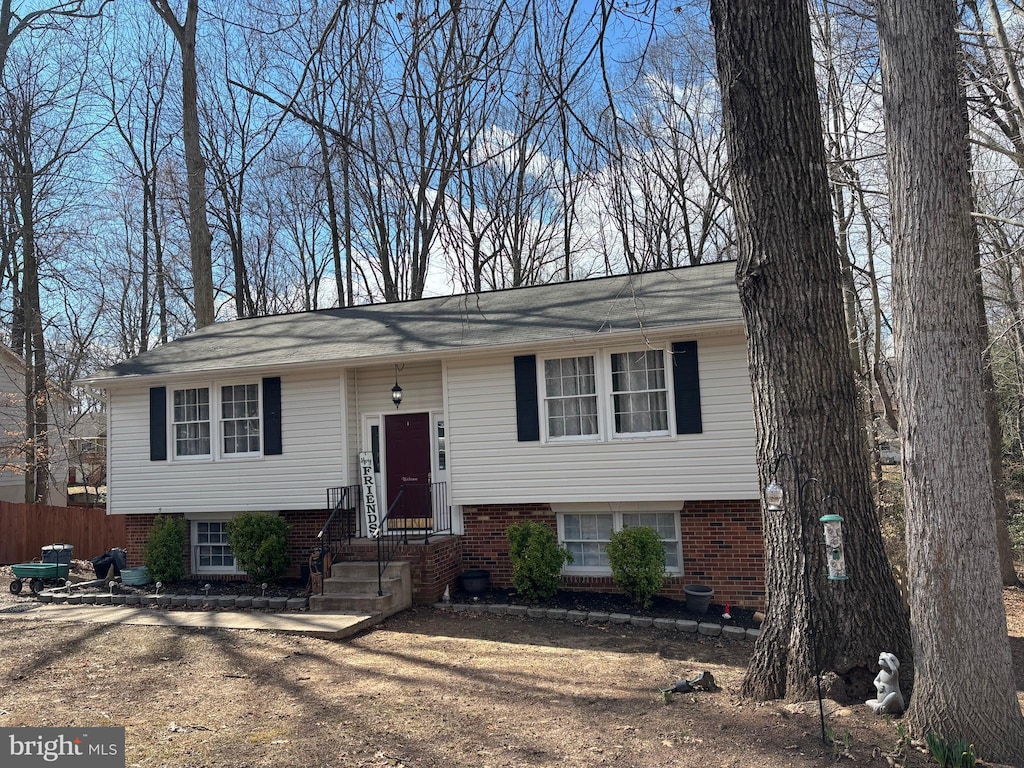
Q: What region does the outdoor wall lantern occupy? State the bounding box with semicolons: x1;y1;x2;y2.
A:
391;364;404;408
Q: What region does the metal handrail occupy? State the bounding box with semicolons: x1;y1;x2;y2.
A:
376;486;407;596
375;481;452;595
315;485;360;595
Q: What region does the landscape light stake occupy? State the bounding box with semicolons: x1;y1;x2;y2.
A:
764;452;848;747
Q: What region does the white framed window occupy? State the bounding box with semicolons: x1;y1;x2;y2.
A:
559;510;681;574
171;382;264;460
562;513;613;567
610;350;669;436
192;520;243;574
621;512;680;569
173;387;211;457
537;347;676;444
220;383;261;455
543;355;599;440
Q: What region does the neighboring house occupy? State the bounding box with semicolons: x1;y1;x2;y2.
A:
67;410;107;506
79;260;764;607
0;343;69;505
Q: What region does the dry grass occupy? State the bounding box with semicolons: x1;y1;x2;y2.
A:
2;594;1020;768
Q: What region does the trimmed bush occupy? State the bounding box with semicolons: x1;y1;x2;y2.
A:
507;521;572;600
606;525;665;608
143;515;187;583
226;513;290;583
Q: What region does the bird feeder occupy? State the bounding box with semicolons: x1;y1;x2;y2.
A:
819;513;848;581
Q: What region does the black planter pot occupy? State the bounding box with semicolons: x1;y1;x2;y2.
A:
683;584;714;615
459;569;490;595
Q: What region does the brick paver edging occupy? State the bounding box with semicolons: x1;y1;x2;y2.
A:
33;591;309;612
433;602;762;641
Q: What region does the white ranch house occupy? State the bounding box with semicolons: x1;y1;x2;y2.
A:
80;260;765;608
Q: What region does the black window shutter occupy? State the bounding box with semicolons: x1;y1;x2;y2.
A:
672;341;703;434
263;377;282;455
513;355;540;442
149;387;167;461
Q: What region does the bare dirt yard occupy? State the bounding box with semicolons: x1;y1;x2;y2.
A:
0;573;1021;768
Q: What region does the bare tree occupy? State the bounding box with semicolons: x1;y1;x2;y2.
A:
598;28;732;274
710;0;911;701
876;0;1024;759
954;0;1024;587
0;0;110;75
0;33;93;502
149;0;215;328
100;7;175;351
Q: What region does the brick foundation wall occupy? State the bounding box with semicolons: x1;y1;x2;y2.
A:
124;514;161;568
461;504;554;587
280;510;327;577
462;501;765;610
680;500;764;609
124;511;329;583
125;512;247;582
122;500;765;608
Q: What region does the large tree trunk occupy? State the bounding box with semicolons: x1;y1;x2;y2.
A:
710;0;911;701
876;1;1024;761
149;0;214;329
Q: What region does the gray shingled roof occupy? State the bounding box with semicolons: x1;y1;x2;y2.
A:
83;260;740;383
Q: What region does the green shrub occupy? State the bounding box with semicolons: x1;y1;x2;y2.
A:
142;515;187;583
606;525;665;608
226;513;290;583
507;521;572;600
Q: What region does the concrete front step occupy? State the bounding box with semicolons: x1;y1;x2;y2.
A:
321;573;403;596
309;560;412;618
328;560;381;580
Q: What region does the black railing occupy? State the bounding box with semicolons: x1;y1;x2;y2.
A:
325;485;363;543
314;485;361;595
376;481;452;595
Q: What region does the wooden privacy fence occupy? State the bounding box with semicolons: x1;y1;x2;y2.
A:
0;501;125;564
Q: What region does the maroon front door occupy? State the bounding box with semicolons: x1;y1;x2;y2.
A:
384;412;432;526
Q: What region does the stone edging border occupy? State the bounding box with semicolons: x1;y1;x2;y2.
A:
31;591;309;612
432;601;762;641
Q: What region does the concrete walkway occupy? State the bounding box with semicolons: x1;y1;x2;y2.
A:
0;603;378;639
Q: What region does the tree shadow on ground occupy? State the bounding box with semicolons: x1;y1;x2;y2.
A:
370;606;754;665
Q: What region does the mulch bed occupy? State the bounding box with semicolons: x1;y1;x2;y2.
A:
452;586;761;630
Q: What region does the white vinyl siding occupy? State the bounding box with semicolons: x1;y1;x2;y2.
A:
107;370;347;515
0;357;28;496
446;330;757;505
0;352;69;504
